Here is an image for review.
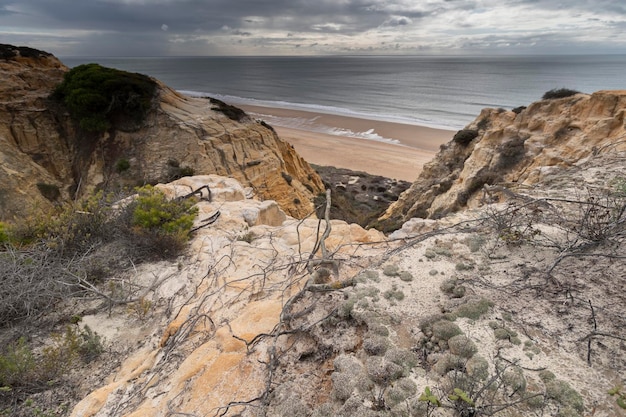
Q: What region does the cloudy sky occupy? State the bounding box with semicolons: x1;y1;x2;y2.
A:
2;0;626;56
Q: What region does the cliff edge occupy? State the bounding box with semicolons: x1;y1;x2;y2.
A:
381;90;626;225
0;45;323;220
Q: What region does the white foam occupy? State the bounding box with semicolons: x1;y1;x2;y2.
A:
246;112;402;145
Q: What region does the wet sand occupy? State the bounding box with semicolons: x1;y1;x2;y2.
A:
241;104;454;182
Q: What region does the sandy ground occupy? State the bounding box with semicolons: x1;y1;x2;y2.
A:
241;105;454;182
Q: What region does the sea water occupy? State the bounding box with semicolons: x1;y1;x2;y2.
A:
61;55;626;133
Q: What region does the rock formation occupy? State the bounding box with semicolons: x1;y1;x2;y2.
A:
381;90;626;225
0;45;323;220
69;175;386;417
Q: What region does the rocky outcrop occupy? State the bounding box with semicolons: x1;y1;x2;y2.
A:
69;175;386;417
67;168;625;417
381;90;626;224
0;45;323;220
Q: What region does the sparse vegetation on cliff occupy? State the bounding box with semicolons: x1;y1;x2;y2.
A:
542;88;580;100
452;129;479;146
51;63;156;132
0;44;52;60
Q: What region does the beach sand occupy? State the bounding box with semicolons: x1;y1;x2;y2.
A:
241;105;454;182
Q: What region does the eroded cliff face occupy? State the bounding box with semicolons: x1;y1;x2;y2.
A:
381;90;626;224
0;45;73;217
0;45;323;220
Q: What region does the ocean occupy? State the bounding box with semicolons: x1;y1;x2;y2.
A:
62;55;626;132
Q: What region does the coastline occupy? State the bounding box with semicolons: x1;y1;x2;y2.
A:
240;104;454;182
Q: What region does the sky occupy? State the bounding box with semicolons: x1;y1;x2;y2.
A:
1;0;626;57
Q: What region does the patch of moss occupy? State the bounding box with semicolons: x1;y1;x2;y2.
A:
383;264;400;276
356;269;380;283
398;271;414;282
451;297;493;320
115;158;130;173
545;379;584;414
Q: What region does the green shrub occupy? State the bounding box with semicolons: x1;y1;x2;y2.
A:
11;191;114;252
0;337;35;390
542;88;580;100
127;185;197;258
51;63;156;132
453;129;479;146
0;326;103;393
115;158;131;173
383;264;400;276
131;185;196;234
608;386;626;410
0;222;9;244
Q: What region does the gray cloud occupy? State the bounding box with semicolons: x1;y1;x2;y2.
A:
0;0;625;55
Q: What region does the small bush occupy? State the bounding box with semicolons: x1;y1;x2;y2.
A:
36;183;61;202
545;379;584;413
476;118;489;130
0;326;103;393
453;129;479;146
448;335;477;358
542;88;580;100
465;355;489;380
431;320;463;341
0;222;9;244
131;185;196;235
166;159;195;180
115;158;131;173
363;336;389;356
512;106;526;114
209;98;247;121
127;185;198;259
11;191;115;253
398;271;414;282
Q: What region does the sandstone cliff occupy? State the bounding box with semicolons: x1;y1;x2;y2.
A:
381;90;626;224
0;45;323;220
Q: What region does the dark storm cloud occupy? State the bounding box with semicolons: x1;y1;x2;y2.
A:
0;0;625;55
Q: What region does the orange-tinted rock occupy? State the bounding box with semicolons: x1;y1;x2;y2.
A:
381;91;626;223
0;46;323;221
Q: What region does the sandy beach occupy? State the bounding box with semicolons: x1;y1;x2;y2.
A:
241;105;454;182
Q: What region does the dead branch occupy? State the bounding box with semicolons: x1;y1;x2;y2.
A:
177;184;212;202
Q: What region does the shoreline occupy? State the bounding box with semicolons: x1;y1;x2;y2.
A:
240;104;454;182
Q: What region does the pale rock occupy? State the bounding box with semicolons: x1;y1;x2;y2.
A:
70;175;383;417
388;218;440;240
241;200;286;227
382;90;626;224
